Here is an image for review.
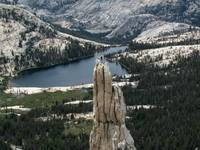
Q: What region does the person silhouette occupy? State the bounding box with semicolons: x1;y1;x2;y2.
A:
96;56;105;63
100;56;105;63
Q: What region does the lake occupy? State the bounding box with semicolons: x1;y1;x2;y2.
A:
9;46;127;87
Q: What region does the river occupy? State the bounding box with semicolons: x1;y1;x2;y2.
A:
9;46;127;87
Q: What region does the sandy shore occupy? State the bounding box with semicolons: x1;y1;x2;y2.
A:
65;100;93;105
37;112;94;121
0;105;31;111
5;82;138;95
5;83;93;95
127;105;156;110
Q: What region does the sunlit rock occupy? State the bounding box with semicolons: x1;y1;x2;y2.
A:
90;62;136;150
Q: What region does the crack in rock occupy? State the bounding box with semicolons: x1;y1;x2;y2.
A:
90;63;136;150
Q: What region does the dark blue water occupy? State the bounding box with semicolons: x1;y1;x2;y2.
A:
10;46;127;87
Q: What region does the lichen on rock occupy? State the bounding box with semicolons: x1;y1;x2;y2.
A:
90;62;136;150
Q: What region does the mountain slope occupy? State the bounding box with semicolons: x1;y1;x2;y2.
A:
0;4;103;81
5;0;199;43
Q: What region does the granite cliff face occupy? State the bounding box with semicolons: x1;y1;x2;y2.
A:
90;63;136;150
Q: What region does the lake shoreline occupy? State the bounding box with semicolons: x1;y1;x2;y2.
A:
9;46;128;87
11;54;95;79
13;45;123;78
6;45;114;87
5;81;138;95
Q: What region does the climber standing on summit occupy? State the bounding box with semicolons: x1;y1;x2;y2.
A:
97;56;105;63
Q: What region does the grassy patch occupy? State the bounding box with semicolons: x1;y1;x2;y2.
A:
0;90;92;108
64;119;93;136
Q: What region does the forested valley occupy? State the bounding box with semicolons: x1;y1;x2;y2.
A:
0;50;200;149
120;51;200;150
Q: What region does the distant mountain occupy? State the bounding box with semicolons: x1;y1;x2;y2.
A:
2;0;199;43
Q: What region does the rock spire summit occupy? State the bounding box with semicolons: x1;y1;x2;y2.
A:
89;62;136;150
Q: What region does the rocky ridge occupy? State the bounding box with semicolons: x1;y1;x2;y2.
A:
90;63;136;150
4;0;199;43
120;44;200;67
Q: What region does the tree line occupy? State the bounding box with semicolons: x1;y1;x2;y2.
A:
120;51;200;149
129;38;200;52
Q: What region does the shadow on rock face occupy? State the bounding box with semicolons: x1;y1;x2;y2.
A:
89;62;136;150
